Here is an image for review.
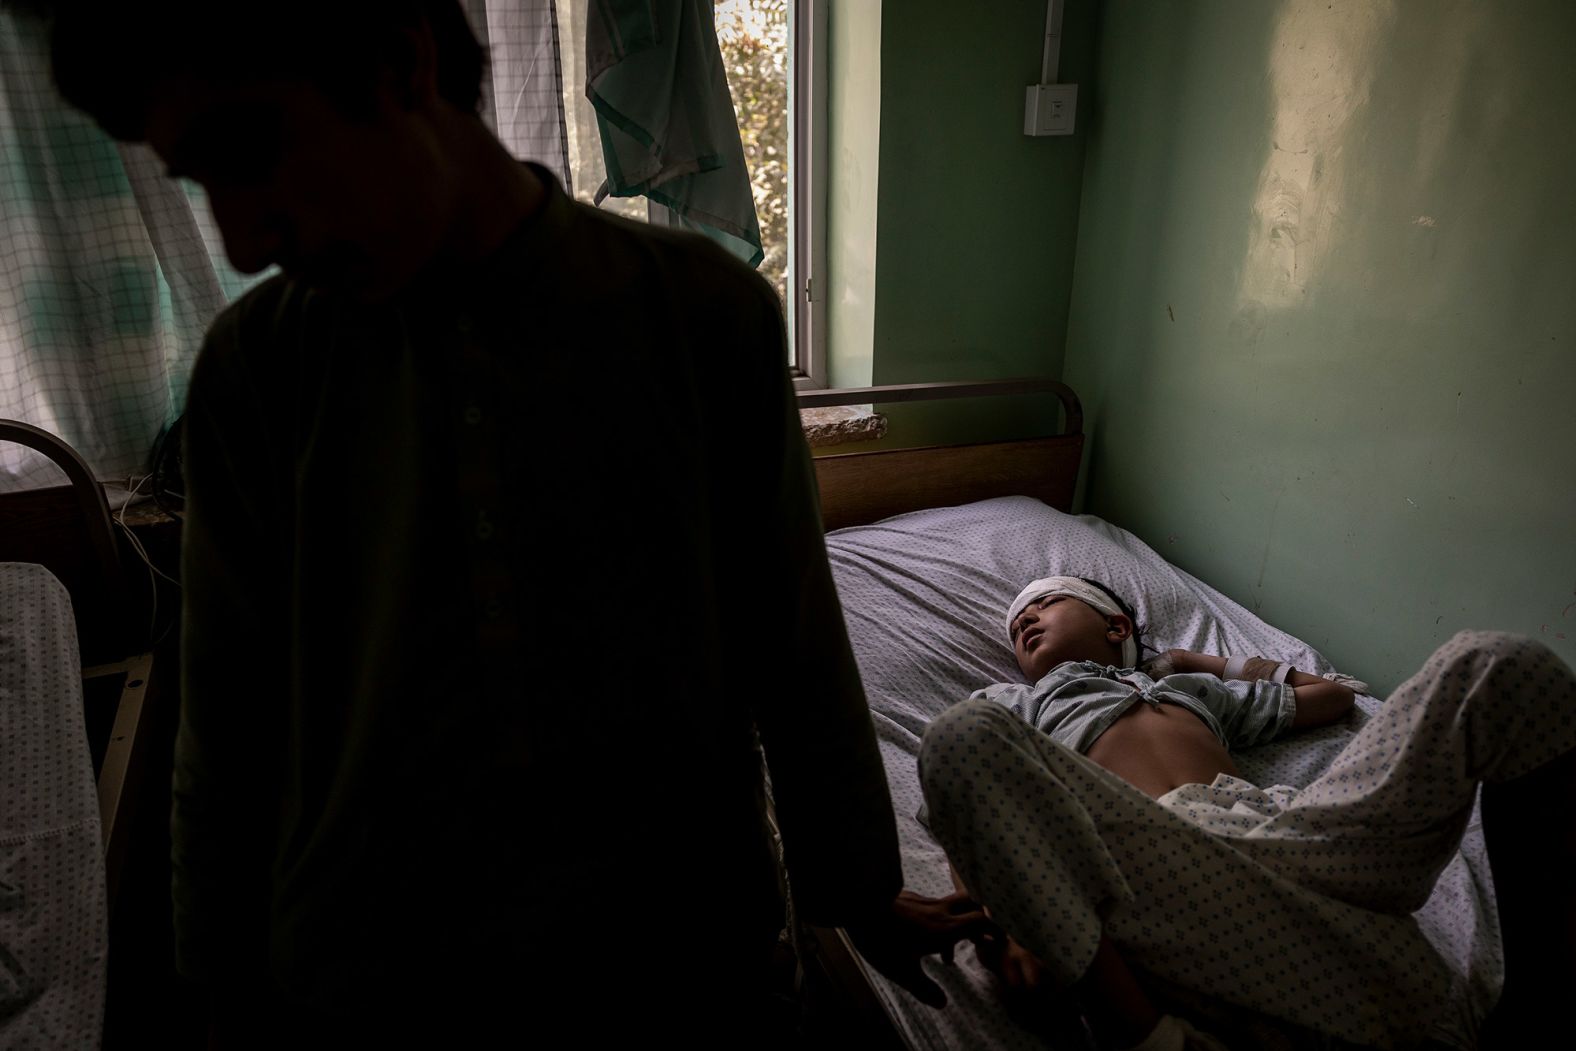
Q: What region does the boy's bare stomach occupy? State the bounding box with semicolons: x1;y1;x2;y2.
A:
1084;699;1238;800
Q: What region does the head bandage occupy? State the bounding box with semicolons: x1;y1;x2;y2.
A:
1006;576;1139;668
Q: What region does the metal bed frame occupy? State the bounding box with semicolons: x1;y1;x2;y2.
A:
0;419;156;914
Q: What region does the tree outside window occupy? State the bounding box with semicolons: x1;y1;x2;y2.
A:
714;0;789;309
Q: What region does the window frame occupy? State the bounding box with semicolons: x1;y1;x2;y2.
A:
788;0;829;390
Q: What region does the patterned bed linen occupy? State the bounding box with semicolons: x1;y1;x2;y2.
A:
0;563;107;1047
824;497;1496;1051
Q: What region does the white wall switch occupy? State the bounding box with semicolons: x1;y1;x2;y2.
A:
1024;83;1077;136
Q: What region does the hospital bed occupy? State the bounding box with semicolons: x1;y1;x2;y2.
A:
795;381;1499;1050
1;420;157;1046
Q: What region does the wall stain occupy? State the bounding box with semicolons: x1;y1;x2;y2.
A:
1228;301;1267;344
1253;489;1288;611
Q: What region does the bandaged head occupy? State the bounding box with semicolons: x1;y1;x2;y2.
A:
1005;576;1139;669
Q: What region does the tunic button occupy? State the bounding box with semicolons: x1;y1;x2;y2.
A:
483;599;503;619
457;315;474;333
463;405;482;425
475;511;494;541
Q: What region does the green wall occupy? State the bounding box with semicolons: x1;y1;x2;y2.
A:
1063;0;1576;691
824;0;1098;448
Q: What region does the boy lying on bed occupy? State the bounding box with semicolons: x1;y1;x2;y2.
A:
919;575;1576;1051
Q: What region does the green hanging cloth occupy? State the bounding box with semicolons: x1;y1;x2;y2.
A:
586;0;765;268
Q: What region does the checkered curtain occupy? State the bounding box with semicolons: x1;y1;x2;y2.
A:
0;3;570;492
0;9;259;492
464;0;572;186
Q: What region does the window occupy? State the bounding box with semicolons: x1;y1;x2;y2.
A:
557;0;825;387
786;0;827;388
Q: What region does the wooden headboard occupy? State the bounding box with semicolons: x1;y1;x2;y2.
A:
789;378;1082;1047
800;378;1084;532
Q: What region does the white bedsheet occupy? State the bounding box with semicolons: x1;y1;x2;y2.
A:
825;497;1496;1051
0;563;107;1047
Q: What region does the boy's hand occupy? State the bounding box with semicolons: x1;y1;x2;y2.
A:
844;890;999;1007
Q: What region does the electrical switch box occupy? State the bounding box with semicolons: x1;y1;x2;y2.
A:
1024;84;1077;136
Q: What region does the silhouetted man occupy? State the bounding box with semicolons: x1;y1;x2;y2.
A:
48;2;987;1043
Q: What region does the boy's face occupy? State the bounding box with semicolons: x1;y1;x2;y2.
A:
1010;595;1129;681
142;75;454;303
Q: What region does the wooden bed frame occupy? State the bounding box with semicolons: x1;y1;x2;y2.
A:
0;420;156;915
805;378;1083;529
793;377;1085;1048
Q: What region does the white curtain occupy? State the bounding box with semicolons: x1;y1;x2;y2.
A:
463;0;573;189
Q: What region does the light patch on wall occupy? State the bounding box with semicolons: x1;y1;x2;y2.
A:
1234;0;1395;312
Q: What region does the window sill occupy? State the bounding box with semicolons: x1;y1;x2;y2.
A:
799;405;887;449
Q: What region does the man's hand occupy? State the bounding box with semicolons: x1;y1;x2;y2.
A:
972;928;1045;993
843;890;999;1007
971;929;1090;1035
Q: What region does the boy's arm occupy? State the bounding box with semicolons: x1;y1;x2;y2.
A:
1165;649;1355;728
1283;677;1356;728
